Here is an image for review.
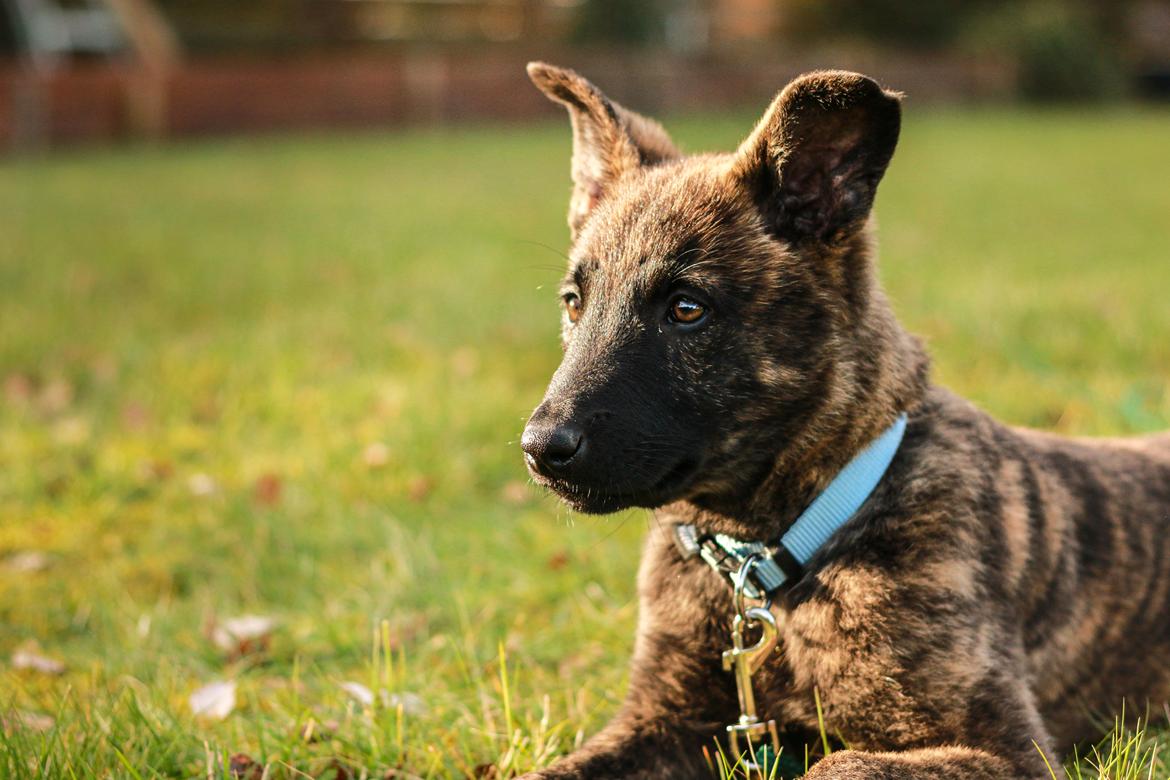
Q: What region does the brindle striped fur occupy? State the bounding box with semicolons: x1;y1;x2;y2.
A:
518;63;1170;779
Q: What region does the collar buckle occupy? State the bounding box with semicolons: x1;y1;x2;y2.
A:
673;524;790;599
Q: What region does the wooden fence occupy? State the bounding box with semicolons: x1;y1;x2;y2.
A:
0;47;1016;150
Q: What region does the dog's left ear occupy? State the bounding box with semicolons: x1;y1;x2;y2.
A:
733;70;901;244
528;62;679;240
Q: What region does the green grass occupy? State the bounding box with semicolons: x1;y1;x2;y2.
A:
1;105;1169;778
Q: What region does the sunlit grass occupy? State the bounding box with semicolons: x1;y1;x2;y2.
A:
1;105;1169;777
1040;707;1167;780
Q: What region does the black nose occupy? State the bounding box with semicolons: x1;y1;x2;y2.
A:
522;420;585;474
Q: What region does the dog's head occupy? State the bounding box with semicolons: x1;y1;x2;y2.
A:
522;63;915;516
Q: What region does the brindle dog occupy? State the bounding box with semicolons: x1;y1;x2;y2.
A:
518;62;1170;779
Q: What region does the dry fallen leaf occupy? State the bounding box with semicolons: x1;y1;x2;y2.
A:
253;473;282;507
406;475;433;502
229;752;263;780
4;551;51;573
189;680;236;720
210;615;277;657
363;442;391;469
53;416;90;445
188;473;218;497
221;615;276;640
38;377;74;414
338;681;374;707
121;402;150;431
336;682;429;715
11;648;65;675
1;710;55;733
382;691;427;717
3;373;34;404
140;459;174;482
193;395;220;424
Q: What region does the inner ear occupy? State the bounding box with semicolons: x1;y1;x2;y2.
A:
734;71;901;244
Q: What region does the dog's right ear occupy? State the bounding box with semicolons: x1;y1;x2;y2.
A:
528;62;679;240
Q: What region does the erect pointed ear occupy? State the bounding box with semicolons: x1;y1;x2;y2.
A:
527;61;679;240
733;70;901;244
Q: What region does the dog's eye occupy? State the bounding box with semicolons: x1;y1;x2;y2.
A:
563;293;582;324
668;296;706;325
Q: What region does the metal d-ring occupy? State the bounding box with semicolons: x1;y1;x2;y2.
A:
732;553;767;620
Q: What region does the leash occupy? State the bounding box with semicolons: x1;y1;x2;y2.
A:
673;413;908;773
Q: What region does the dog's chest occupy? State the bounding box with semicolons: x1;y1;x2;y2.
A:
648;510;920;736
712;561;903;731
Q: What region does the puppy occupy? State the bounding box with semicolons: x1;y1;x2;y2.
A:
519;62;1170;779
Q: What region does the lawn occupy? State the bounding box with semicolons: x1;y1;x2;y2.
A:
1;105;1169;778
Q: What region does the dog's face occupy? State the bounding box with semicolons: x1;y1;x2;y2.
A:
521;64;902;514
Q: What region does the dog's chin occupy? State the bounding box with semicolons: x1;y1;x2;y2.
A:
531;458;702;515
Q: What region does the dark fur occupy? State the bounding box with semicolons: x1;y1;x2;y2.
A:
518;62;1170;779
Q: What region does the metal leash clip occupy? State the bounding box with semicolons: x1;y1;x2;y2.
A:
722;554;782;773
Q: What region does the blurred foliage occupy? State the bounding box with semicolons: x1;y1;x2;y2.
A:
790;0;1133;100
788;0;1129;53
965;1;1127;101
788;0;1001;49
571;0;665;45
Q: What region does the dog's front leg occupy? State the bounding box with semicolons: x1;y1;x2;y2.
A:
786;562;1059;780
518;714;719;780
521;526;739;779
804;745;1026;779
796;668;1056;780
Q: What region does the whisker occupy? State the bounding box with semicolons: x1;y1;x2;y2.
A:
512;238;570;262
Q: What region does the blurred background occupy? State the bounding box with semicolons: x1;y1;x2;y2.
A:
2;2;1169;777
3;0;1170;149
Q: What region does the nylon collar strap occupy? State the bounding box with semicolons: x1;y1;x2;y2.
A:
673;413;908;599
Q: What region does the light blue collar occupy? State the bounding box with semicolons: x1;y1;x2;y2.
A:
674;413;908;598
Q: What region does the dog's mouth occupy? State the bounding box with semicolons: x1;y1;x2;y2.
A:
531;457;702;514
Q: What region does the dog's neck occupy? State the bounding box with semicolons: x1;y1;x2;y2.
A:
679;248;931;542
